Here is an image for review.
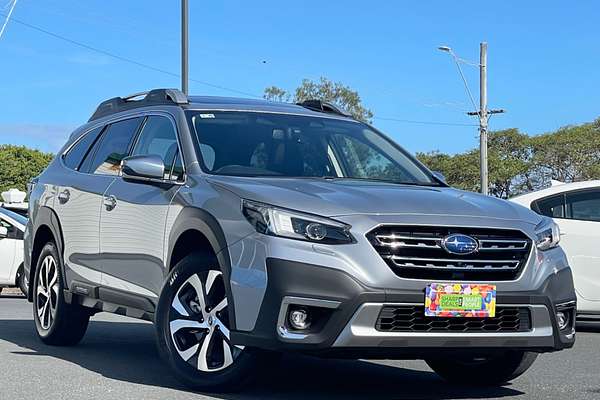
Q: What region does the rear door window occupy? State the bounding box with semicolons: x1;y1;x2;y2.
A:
63;126;104;170
85;117;143;176
532;194;565;218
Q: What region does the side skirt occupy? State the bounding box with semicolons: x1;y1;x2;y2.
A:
65;281;156;322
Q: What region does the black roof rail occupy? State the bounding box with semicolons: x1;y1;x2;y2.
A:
88;88;188;122
296;99;352;118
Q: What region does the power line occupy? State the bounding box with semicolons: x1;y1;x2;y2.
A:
450;54;478;112
373;116;478;127
1;12;479;128
0;12;261;98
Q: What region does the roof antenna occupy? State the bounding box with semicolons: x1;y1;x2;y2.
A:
0;0;18;40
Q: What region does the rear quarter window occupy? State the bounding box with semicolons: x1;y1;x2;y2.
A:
565;190;600;222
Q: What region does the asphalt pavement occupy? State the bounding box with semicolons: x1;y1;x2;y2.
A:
0;294;598;400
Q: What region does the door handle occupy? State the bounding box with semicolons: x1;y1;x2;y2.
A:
103;195;117;211
57;189;70;204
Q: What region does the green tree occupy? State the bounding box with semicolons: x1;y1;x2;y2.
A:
418;120;600;198
264;77;373;122
529;122;600;186
418;129;532;198
263;86;291;103
487;129;533;198
417;150;480;192
0;145;53;193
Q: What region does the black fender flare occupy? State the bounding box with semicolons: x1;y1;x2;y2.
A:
166;207;236;329
28;206;65;301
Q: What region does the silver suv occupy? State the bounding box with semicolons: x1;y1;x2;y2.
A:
25;89;575;391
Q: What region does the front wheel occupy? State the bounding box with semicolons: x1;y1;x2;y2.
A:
33;242;90;346
426;351;538;386
156;252;275;392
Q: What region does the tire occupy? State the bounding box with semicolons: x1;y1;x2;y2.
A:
16;265;28;296
156;252;276;392
426;351;538;386
33;242;90;346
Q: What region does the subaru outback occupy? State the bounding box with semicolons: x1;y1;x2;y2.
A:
24;89;575;391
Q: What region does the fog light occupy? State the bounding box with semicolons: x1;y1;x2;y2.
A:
288;307;311;330
556;311;569;330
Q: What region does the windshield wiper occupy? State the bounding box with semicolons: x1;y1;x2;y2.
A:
245;175;443;187
314;176;443;187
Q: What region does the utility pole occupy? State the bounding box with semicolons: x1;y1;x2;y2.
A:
478;42;488;196
181;0;189;95
465;43;504;195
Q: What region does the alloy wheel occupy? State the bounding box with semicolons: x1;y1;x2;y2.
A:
169;270;243;372
36;255;59;330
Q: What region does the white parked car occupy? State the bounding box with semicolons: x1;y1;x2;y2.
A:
0;207;27;295
512;180;600;320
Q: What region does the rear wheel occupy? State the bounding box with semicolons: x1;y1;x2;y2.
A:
156;252;275;392
33;242;90;346
426;351;538;386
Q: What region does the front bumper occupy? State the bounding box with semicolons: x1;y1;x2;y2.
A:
334;303;556;348
230;258;576;357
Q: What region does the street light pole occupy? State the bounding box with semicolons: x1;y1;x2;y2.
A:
439;43;504;196
181;0;189;95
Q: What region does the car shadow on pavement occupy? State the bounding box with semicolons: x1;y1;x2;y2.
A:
576;322;600;333
0;319;525;400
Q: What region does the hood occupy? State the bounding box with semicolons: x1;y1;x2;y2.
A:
207;176;543;225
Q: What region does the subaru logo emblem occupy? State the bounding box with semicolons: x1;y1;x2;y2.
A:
441;234;479;255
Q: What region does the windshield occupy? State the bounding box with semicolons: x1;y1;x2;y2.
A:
187;111;438;185
0;207;28;226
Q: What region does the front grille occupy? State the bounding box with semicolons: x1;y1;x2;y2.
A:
367;226;532;281
376;305;532;333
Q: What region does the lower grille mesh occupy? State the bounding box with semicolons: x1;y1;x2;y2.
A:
376;306;531;333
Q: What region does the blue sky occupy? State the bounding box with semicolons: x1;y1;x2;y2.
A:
1;0;599;154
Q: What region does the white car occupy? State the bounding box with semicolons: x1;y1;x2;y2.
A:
0;207;27;295
512;180;600;320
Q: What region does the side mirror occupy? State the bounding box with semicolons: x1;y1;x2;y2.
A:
432;171;447;183
122;155;165;182
0;226;8;239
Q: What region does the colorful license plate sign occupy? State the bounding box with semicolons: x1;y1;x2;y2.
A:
425;283;496;318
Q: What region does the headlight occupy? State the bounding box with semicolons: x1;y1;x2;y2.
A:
242;199;354;244
535;217;561;251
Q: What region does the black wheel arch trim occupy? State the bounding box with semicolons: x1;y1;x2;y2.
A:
165;206;236;330
27;206;66;302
